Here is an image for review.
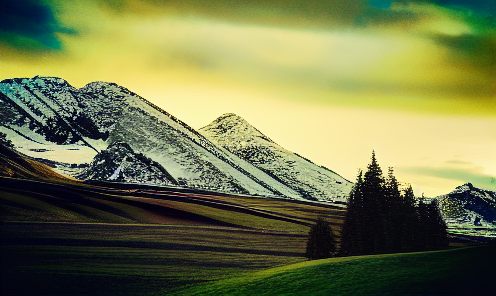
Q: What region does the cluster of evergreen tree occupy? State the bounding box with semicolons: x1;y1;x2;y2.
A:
0;132;14;148
340;151;448;256
306;151;448;259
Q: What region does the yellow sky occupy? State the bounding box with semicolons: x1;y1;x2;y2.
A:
0;0;495;196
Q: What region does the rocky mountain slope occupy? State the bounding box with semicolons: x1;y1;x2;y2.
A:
436;183;496;228
77;142;178;186
0;76;350;201
199;113;353;201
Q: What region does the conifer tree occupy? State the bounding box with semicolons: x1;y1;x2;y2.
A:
425;200;449;250
306;217;336;259
340;170;365;255
401;185;419;252
384;167;403;253
416;199;433;251
361;150;386;254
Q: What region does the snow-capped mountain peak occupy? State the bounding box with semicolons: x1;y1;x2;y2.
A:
202;113;274;147
200;114;353;202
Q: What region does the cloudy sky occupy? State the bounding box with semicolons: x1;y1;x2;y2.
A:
1;0;495;196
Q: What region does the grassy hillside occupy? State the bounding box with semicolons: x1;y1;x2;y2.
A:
1;175;345;233
175;246;496;296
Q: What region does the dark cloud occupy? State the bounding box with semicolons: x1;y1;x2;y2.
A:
355;6;419;27
389;0;496;17
0;0;75;50
369;0;393;9
96;0;367;28
433;33;496;83
320;76;495;103
444;159;473;165
435;34;495;54
358;0;496;28
434;0;496;17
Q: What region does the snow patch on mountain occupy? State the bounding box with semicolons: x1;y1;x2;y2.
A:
0;126;97;164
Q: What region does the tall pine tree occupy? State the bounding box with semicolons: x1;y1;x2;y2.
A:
426;200;449;250
340;170;365;256
401;185;420;252
362;150;385;254
384;167;403;253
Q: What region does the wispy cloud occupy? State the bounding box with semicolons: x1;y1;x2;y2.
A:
401;165;496;192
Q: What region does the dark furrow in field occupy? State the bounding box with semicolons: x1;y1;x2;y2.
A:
0;237;304;257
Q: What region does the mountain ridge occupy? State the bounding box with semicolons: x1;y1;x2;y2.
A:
1;76;351;201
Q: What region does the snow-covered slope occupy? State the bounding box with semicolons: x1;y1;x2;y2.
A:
199;113;353;202
1;76;339;199
436;183;496;229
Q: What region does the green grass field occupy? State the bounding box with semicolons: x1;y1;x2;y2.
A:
175;246;496;296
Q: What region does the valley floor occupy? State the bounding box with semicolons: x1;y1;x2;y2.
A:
1;221;494;296
0;222;307;295
1;177;494;295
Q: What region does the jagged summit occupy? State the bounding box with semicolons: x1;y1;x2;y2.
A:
202;113;274;145
214;113;240;121
450;183;476;194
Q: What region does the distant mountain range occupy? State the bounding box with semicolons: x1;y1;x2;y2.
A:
436;183;496;228
0;76;352;202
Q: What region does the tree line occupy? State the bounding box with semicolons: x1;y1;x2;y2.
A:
306;151;448;259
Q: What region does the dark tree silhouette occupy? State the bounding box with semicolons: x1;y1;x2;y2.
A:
416;200;432;250
340;170;365;256
340;151;449;256
425;200;449;250
401;185;420;252
361;150;386;254
0;132;14;148
384;167;403;253
306;217;337;259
